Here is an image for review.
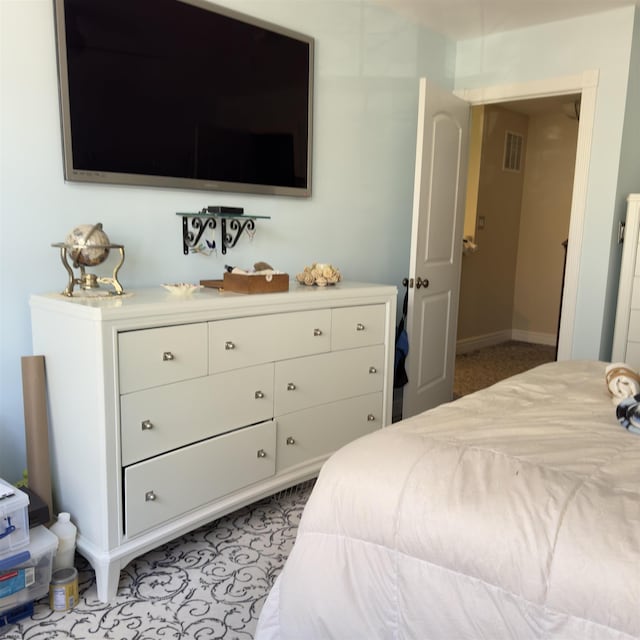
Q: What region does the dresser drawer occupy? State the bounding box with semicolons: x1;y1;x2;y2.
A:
120;363;274;466
276;393;383;472
124;420;276;537
119;324;207;394
331;305;386;350
274;345;384;415
209;310;330;373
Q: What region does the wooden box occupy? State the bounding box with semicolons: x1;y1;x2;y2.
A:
201;273;289;294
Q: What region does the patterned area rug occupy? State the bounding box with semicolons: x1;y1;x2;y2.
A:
2;481;314;640
454;340;556;398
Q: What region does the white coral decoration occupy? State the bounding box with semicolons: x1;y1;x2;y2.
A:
296;262;342;286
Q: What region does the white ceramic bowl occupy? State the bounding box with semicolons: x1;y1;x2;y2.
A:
162;283;203;295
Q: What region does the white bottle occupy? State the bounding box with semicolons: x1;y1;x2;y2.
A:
49;512;77;571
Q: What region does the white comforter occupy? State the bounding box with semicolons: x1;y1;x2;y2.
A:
256;361;640;640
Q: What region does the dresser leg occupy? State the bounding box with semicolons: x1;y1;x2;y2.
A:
93;558;122;603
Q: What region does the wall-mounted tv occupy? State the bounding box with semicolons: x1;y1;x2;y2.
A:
53;0;314;197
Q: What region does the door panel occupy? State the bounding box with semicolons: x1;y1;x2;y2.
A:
403;78;469;419
415;292;450;390
425;115;464;264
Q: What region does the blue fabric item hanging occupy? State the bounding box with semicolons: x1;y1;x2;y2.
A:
394;284;409;389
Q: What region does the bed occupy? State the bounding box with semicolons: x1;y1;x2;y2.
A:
255;360;640;640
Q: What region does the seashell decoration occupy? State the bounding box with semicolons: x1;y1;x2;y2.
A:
296;263;342;287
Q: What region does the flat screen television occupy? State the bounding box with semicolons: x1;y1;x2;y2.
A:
53;0;314;197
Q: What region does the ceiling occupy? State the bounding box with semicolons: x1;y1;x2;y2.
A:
374;0;639;40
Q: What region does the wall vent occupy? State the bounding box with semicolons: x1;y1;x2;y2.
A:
503;131;524;172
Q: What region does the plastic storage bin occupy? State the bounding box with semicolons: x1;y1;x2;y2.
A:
0;601;34;628
0;479;29;558
0;525;57;613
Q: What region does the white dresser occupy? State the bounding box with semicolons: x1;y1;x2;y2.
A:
612;194;640;366
30;282;397;602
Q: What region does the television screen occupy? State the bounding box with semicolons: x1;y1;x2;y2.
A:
53;0;313;196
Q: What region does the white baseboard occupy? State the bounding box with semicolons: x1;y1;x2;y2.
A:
510;329;557;346
456;330;511;355
456;329;556;354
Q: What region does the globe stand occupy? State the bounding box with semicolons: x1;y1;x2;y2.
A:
52;243;126;297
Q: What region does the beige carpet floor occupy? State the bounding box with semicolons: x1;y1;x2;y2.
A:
454;340;556;398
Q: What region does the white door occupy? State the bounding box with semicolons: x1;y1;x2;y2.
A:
402;78;470;419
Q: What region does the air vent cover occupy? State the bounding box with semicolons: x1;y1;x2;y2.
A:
503;131;524;172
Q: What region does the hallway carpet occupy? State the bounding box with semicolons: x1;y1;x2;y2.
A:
454;340;556;398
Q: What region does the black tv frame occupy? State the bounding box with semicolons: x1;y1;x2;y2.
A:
53;0;314;197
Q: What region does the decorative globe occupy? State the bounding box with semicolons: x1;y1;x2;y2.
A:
65;223;111;267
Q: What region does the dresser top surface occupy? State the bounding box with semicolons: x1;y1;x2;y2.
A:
30;281;398;323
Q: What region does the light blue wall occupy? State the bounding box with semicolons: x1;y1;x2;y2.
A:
455;6;640;360
617;10;640;213
2;1;638;484
0;0;454;482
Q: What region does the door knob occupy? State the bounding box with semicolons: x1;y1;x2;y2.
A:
415;277;430;289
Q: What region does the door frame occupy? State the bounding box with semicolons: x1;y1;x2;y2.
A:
455;69;599;360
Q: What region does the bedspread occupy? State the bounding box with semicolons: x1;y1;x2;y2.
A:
256;360;640;640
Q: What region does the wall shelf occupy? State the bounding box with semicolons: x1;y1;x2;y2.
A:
177;208;270;255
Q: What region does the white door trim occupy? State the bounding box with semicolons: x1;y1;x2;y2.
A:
455;69;599;360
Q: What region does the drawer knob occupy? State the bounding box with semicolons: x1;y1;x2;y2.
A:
367;414;376;422
286;436;296;445
287;382;296;391
255;390;264;399
356;323;365;331
257;449;267;458
162;351;175;361
313;328;323;337
141;420;154;431
145;490;157;502
225;341;236;350
369;366;377;374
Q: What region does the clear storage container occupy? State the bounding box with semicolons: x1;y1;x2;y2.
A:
0;601;34;628
0;479;29;559
0;525;58;613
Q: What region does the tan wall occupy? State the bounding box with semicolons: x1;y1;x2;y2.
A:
512;112;577;336
457;105;528;341
463;106;484;240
